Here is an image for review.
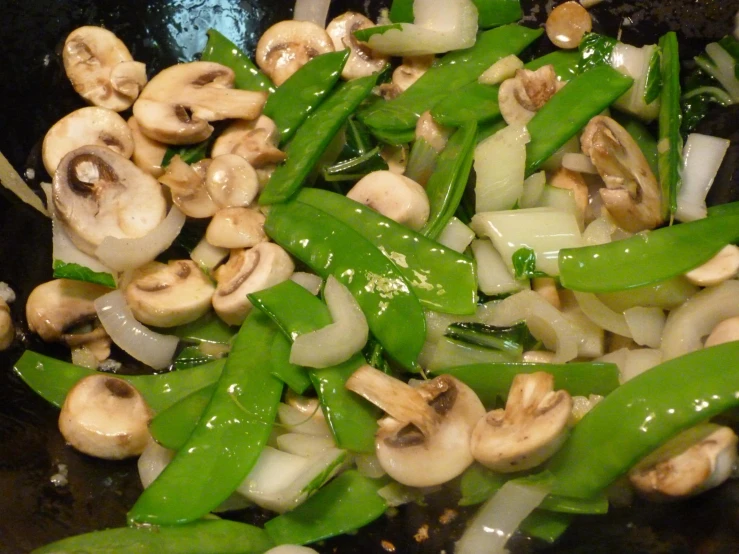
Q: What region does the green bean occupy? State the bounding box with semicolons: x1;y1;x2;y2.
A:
525;65;633;175
657;31;683;217
296;188;477;315
265;470;387;545
32;519;273;554
13;351;223;413
201;28;275;92
149;384;215;450
265;202;426;370
558;211;739;292
259;74;378;205
128;311;283;525
264;50;350;145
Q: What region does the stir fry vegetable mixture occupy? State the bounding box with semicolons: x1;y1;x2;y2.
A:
3;0;739;552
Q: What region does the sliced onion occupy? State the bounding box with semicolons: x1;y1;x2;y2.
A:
94;290;179;369
621;348;662;383
475;124;530;212
437;217;475;253
290;276;369;368
138;440;174;489
0;150;48;216
190;237;229;271
355;453;386;479
471;239;529;296
675;133;731;222
456;480;549;554
562;152;598;174
290;272;323;295
276;433;336;457
95;206;186;271
293;0;331;26
624;306;665;349
582;216;616;246
574;291;632;338
519;171;546;208
277;403;333;437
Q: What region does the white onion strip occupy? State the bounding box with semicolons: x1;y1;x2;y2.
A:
574;291;633;338
675;133;730;222
0;150;48;216
95;206;186;271
293;0;331;26
191;237;229;271
95;290;179;370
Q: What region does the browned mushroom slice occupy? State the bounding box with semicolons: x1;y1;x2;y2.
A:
326;12;389;80
158;156;219;218
499;65;561;126
128;116;167;178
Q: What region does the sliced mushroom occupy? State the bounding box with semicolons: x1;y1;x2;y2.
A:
26;279;111;353
59;374;152;459
471;372;572;472
63;26;147;111
684;245;739;287
124;260;215;328
532;277;561;310
346;365;485;487
327;12;389;80
705;316;739;347
0;299;14;351
256;21;334;86
53;145;167;254
550;167;589;223
211;116;286;168
546;1;593;49
212;242;295;326
378;55;434;99
128;116;167;178
581;116;663;232
499;65;560;126
133;61;268;144
206;207;267;249
42;107;134;176
347;170;430;231
205;154;260;208
158;155;218;218
415;111;450;153
629;424;738;501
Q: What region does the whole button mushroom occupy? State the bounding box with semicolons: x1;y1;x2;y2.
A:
42;107;134;176
63;26;147;112
206;208;268;249
205;154;260;208
326;12;389;80
346;365;486;487
59;374;152;460
256;21;334;86
52;145;167;255
546;1;593;50
212;242;295;326
124;260;216;328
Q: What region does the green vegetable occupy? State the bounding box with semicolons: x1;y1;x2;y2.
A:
353;24;404;42
612;112;659;177
433;362;621;406
173;345;218;370
296;188;477;315
31;520;273;554
161;138;213;169
472;0;523;28
358;25;543;135
169;311;234;345
388;0;414;23
265;201;426;370
578;32;617;74
526;65;634;174
445;322;538;356
250;279;331;340
149;384;215;450
201;28;274;92
512;247;547;280
558;211;739;292
321;146;389;182
270;332;313;394
259;74;378;204
421;121;477;239
13;351;224;413
52;260;115;288
657;31;682;217
644;47;663;104
404;137;438;185
128;311;283;525
264;50;350;145
265;470;387;545
549;341;739;499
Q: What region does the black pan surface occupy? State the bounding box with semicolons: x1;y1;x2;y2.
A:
1;1;738;552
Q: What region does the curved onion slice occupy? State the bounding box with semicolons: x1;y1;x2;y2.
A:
95;206;186;271
290;276;369;368
293;0;331;26
290;272;323;295
574;291;633;338
0;150;48;216
94;290;179;369
190;237;229;271
138;440;174;489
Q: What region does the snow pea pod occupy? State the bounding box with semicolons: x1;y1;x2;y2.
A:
473;0;523;28
148;384;215;450
296;188;477;315
612;112;659;176
270;332;313;394
421;121;478;239
265;470;387;545
13;351;223;413
526;65;633;174
265;202;426;370
433;362;620;406
249;279;332;339
549;342;739;499
657;31;683;216
558;211;739;292
32;519;273;554
129;311;283;525
358;25;543;135
264;50;350;145
260;74;378;205
201;28;275;93
169;311;234;345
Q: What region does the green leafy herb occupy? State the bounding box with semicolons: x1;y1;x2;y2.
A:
161;138;213;169
52;260;115;288
512;247;547;279
578;33;617;74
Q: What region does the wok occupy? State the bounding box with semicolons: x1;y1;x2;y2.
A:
0;0;737;552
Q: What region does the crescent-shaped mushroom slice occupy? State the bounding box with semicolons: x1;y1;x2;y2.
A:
52;145;167;256
326;12;389;80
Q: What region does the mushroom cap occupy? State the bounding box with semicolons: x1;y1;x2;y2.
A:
128;116;168;178
211;116;286;168
124;260;216;328
52;145;167;255
63;26;146;111
375;375;486;487
42;106;134;176
213;242;295;326
499;65;560;126
158;156;219;218
206;207;267;249
133;61;268;144
205;154;260;208
545;1;592;50
326;12;389;80
59;374;152;460
347;171;430;230
26;279;111;343
470;372;572;473
256;21;334;86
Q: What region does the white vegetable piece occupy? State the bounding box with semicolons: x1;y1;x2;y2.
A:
619;348;662;383
290;276;369;368
276;433;336;457
705;316;739;347
676;134;731;222
610;43;661;121
624;306;665;349
470;239;529;296
499;66;560;126
293;0;332;27
347;170;430;230
138;440;174;489
437;217;475;253
326;12;389;80
206;207;267;249
574;291;633;338
290;272;323;295
205;154;260;209
474;124;530;212
684;245;739;286
519;171;546;208
190;237;229;271
478;55;524;85
159;157;219;219
277;401;332;438
562;152;598;174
